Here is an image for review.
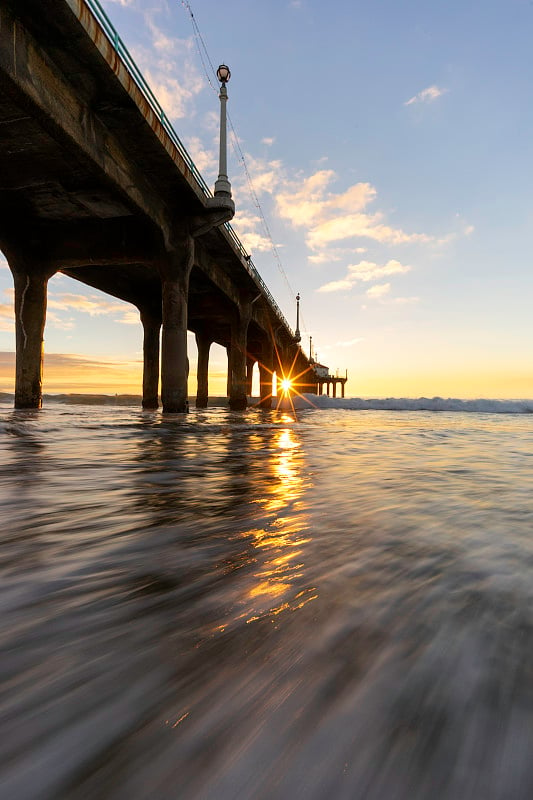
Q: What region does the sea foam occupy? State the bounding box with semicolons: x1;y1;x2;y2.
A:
291;395;533;414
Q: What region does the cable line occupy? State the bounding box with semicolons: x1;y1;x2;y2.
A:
180;0;308;336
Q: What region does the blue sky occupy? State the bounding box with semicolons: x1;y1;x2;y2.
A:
1;0;532;397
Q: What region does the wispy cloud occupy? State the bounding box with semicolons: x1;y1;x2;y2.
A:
317;259;411;293
230;211;272;253
184;136;216;174
275;170;432;259
0;302;13;332
129;14;204;120
365;283;419;304
262;137;275;146
405;85;448;106
230;153;439;269
48;293;139;326
366;283;391;298
49;293;129;316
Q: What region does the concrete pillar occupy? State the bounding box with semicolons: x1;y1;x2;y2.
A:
159;236;193;413
246;356;255;397
258;340;273;409
226;345;232;398
341;382;345;399
10;266;52;409
259;364;272;408
195;331;211;408
333;381;337;398
140;310;160;409
228;310;250;411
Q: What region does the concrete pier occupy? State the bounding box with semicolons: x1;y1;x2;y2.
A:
12;268;51;409
140;310;161;409
195;332;211;408
0;0;313;412
228;306;251;411
160;270;191;413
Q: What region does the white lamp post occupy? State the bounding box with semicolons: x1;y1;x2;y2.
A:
295;293;301;343
214;64;232;198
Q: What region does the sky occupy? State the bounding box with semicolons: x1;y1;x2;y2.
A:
1;0;532;398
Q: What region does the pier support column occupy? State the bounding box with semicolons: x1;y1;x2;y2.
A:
228;306;251;411
246;356;255;397
333;382;337;398
258;340;273;409
195;331;211;408
341;382;345;398
259;364;272;408
159;234;193;413
140;310;161;409
226;345;232;398
10;262;54;409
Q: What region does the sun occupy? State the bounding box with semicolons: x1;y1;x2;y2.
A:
280;378;293;394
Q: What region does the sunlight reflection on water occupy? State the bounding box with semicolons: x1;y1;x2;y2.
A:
1;404;533;799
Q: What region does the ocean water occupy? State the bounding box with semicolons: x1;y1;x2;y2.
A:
1;397;533;799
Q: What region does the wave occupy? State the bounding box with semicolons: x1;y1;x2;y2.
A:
2;392;533;414
292;395;533;414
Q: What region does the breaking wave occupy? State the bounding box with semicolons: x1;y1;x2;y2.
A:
293;395;533;414
1;392;533;415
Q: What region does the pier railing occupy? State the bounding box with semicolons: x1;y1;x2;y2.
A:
83;0;294;337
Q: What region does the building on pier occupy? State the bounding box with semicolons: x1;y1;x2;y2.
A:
311;361;347;398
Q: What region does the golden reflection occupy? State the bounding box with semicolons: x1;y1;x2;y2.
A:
245;424;317;621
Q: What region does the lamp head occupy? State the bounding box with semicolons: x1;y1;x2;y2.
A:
217;64;231;84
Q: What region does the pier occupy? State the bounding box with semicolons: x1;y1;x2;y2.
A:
0;0;318;411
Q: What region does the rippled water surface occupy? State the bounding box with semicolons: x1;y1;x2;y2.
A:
2;402;533;799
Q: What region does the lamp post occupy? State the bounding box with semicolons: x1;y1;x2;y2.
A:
295;293;301;343
214;64;232;198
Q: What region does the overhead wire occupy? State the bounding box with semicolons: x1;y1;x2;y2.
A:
180;0;308;338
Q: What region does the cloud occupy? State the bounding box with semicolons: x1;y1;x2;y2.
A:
316;278;353;294
0;351;138;370
241;154;285;196
130;16;204;120
366;283;391;298
47;292;139;327
232;154;438;271
230;211;272;253
309;246;367;265
46;312;75;331
405;85;447;106
48;293;130;316
184;136;216;174
0;302;13;331
364;284;419;304
275;170;432;259
317;259;411;293
262;137;275;146
116;309;141;325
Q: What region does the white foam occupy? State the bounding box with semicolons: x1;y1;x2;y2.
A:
289;395;533;414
